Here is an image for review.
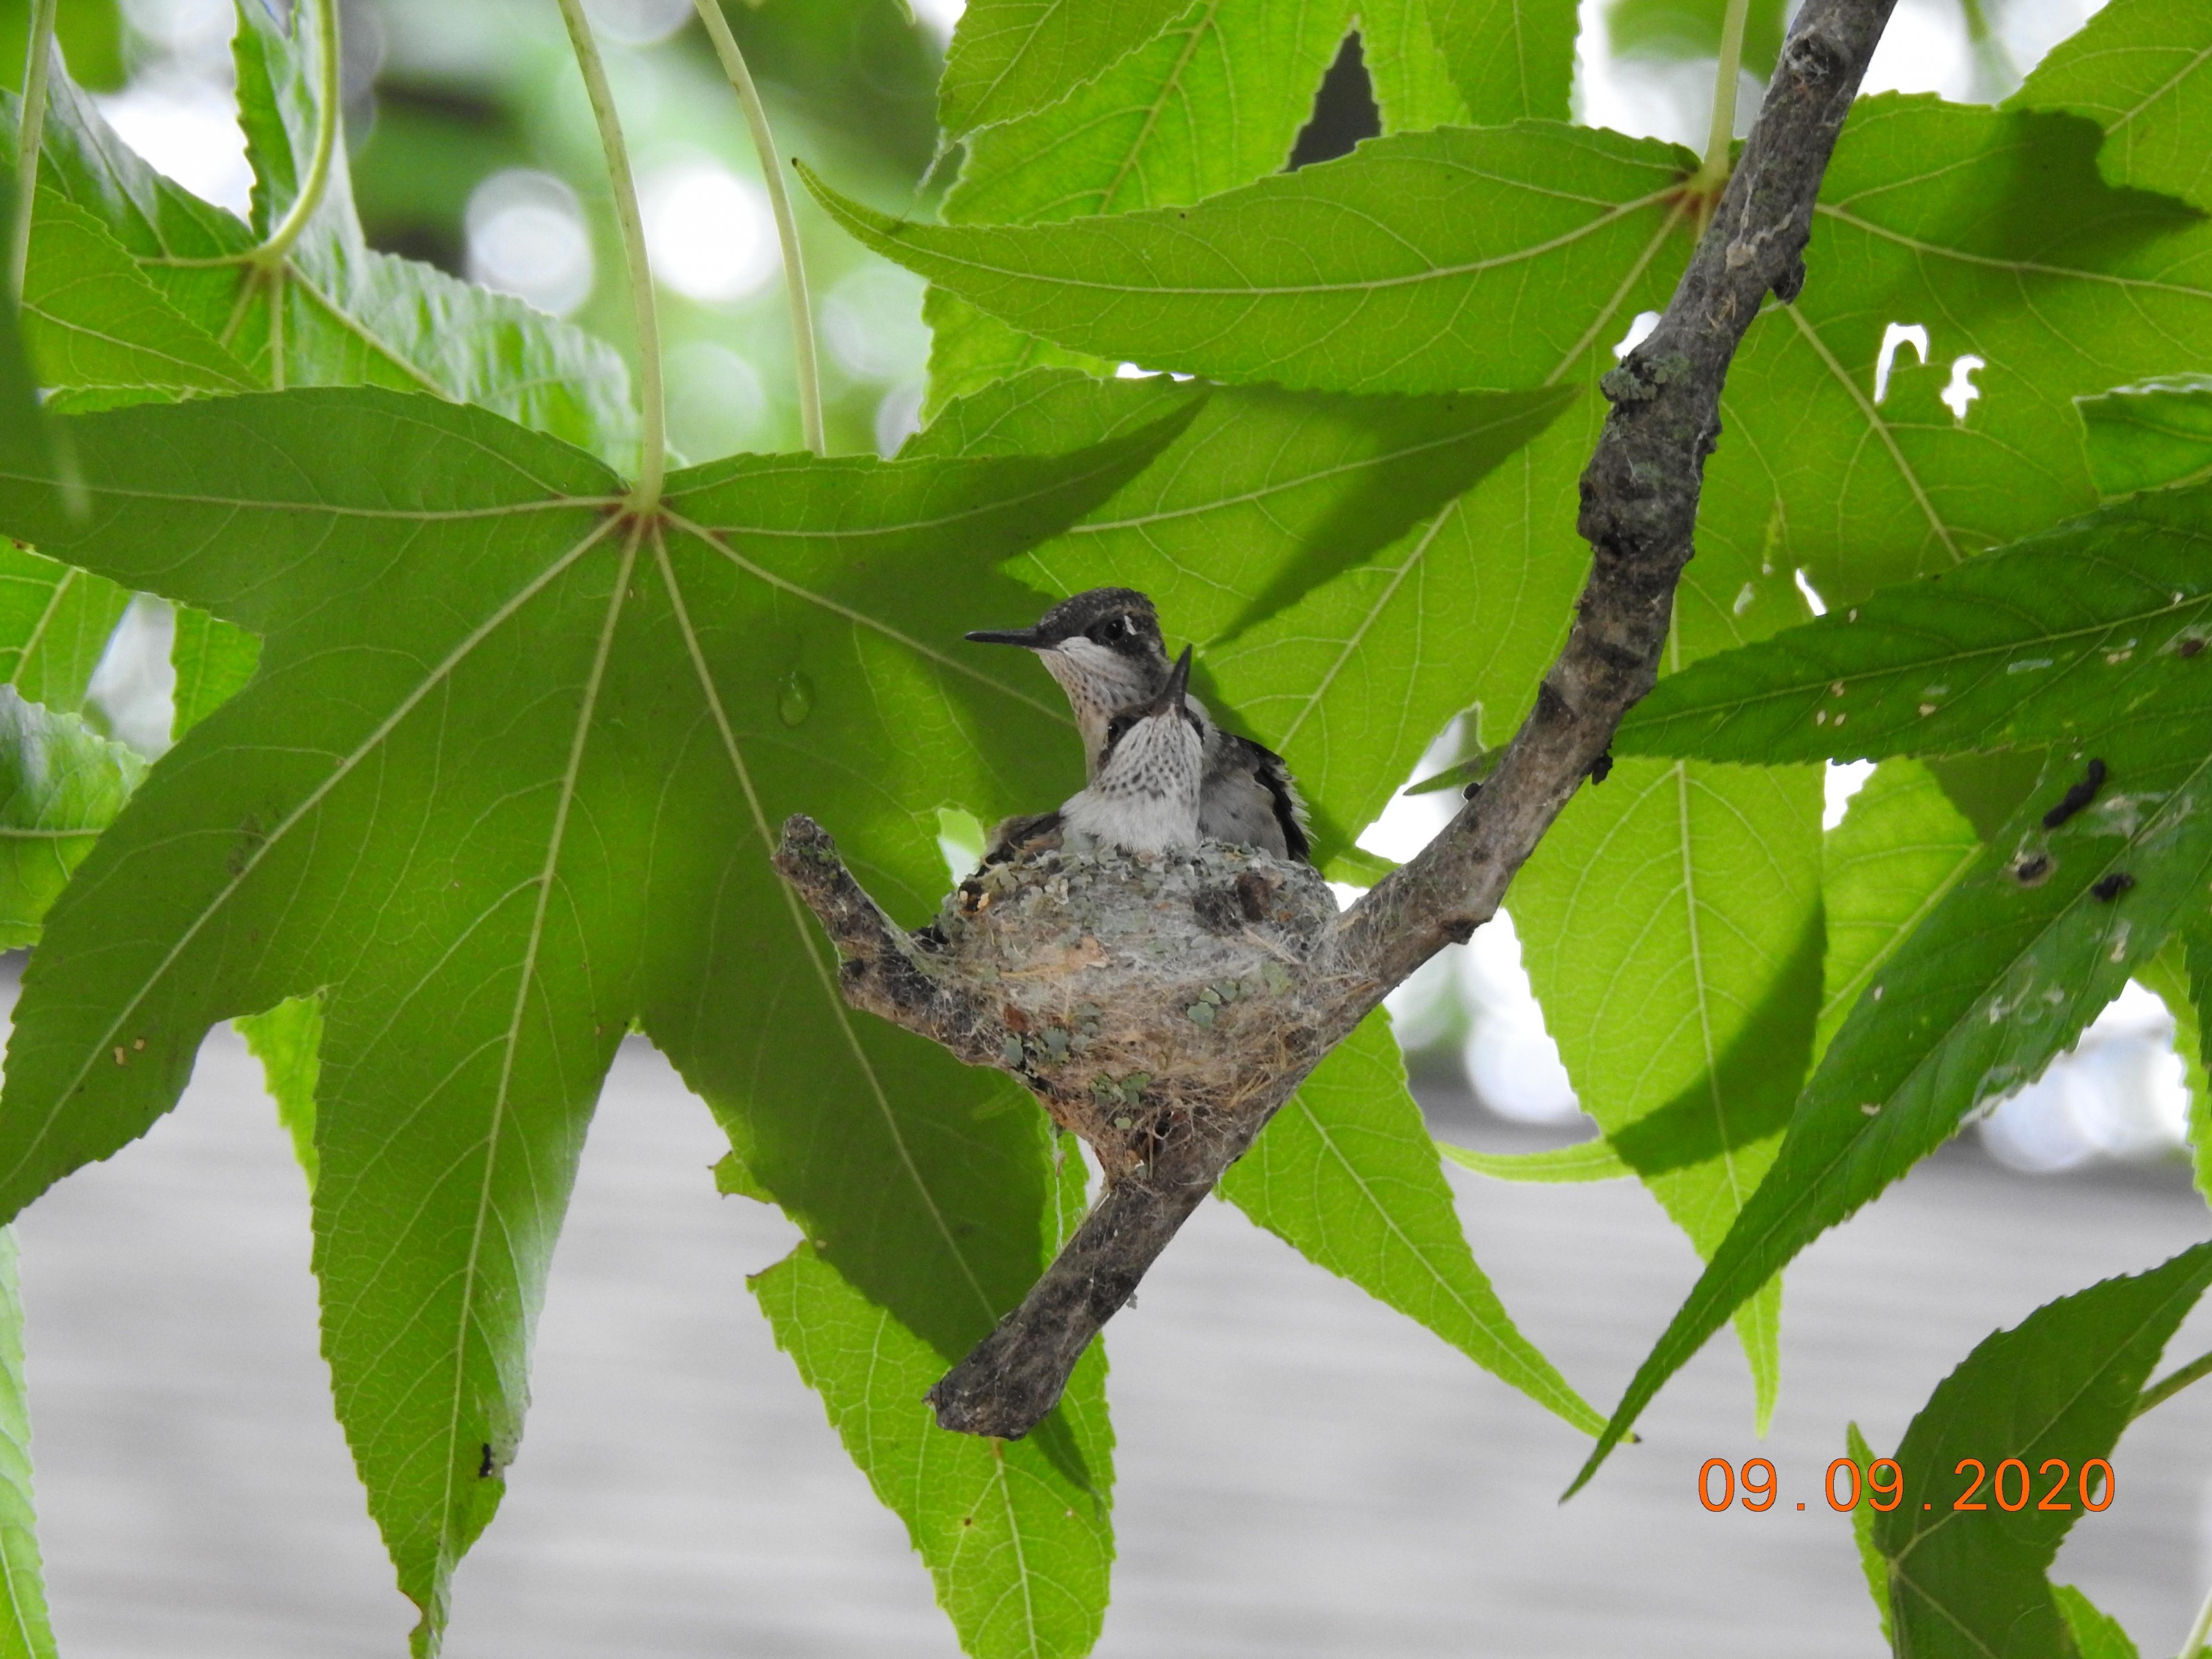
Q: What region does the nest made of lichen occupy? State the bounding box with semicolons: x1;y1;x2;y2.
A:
923;841;1342;1181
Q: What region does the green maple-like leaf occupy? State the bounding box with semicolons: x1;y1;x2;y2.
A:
1815;759;1981;1061
926;0;1360;412
1362;0;1472;131
2078;375;2212;498
2056;1586;2142;1659
845;97;2212;615
937;0;1190;136
1221;1013;1604;1432
0;545;124;715
1430;0;1577;121
836;122;1696;398
1577;491;2212;1488
0;1226;53;1659
2014;0;2212;207
917;367;1573;637
0;688;142;949
2156;921;2212;1206
17;187;249;395
238;993;323;1192
0;386;1182;1656
1512;756;1822;1425
1842;1422;1891;1647
908;368;1575;855
1873;1244;2212;1658
16;12;635;467
1616;484;2212;766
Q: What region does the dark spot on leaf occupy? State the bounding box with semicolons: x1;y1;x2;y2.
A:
2041;758;2106;830
478;1443;496;1479
2090;872;2135;902
2011;853;2053;888
2183;637;2205;659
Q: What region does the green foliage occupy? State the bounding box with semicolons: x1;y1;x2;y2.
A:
1432;0;1578;120
924;0;1361;413
1436;1138;1633;1181
1621;487;2212;765
827;123;1697;397
17;189;248;394
1606;0;1788;77
2079;376;2212;497
1842;1422;1891;1647
6;0;2212;1653
2015;0;2212;206
1221;1013;1604;1432
15;17;638;466
1817;760;1982;1060
908;366;1575;859
1872;1245;2212;1657
0;0;121;93
1586;478;2212;1489
0;385;1179;1654
937;0;1190;135
0;1228;53;1659
0;688;140;947
2058;1585;2144;1659
1516;758;1821;1424
237;993;324;1191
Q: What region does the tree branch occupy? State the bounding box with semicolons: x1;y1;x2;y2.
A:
1334;0;1898;1004
771;0;1897;1443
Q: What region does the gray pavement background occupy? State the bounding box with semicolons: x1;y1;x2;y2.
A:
19;1028;2212;1657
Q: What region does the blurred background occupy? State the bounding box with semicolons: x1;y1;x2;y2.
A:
13;1;2212;1655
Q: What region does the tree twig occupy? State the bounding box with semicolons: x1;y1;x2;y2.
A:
772;0;1900;1441
1333;0;1897;1010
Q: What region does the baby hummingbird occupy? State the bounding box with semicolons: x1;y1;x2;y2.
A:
1060;646;1206;856
966;588;1310;861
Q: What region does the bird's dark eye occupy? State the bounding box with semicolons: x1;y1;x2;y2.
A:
1106;713;1136;745
1094;615;1129;644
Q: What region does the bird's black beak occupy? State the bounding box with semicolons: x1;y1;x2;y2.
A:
965;626;1052;649
1147;644;1194;717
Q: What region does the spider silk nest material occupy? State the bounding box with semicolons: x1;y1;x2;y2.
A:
928;841;1342;1183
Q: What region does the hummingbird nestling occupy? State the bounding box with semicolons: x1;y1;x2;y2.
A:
966;588;1311;861
1058;646;1206;856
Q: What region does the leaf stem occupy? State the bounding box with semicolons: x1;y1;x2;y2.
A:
2181;1581;2212;1659
252;0;342;270
1689;0;1753;194
557;0;666;510
2135;1344;2212;1418
691;0;824;456
8;0;59;300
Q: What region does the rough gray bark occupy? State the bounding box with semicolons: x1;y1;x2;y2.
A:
775;0;1899;1442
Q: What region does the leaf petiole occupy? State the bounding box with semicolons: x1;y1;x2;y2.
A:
8;0;59;301
2181;1580;2212;1659
692;1;825;457
1687;0;1753;201
2134;1344;2212;1419
146;0;344;274
556;0;666;511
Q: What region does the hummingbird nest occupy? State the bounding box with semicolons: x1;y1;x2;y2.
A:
771;814;1351;1437
926;836;1339;1184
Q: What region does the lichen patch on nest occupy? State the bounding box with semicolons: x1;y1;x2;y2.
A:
921;841;1340;1182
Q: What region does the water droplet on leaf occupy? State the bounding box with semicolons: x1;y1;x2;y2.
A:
777;669;814;727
